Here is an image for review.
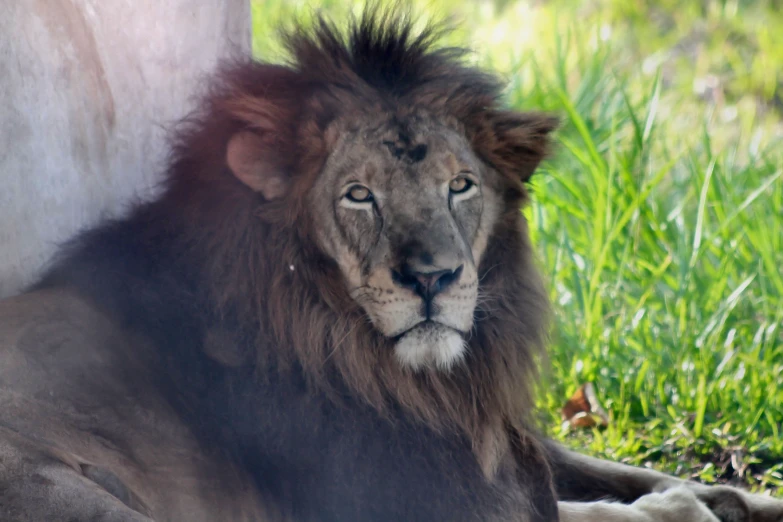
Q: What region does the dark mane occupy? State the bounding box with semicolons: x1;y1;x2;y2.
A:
38;8;556;451
286;8;500;103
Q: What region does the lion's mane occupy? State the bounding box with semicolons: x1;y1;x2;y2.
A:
40;8;556;449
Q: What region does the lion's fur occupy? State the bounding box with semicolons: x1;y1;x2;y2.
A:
43;10;555;450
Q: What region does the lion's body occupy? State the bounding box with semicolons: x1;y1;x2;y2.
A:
1;9;782;522
1;287;513;521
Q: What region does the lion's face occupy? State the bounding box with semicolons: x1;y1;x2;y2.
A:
309;114;502;371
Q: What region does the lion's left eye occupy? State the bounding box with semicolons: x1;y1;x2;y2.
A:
449;176;474;195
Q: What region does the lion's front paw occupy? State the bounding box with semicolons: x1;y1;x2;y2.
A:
633;486;721;522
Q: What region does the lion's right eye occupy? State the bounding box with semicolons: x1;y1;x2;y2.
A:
344;185;374;204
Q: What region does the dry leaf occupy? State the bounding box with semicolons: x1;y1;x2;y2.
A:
560;382;609;430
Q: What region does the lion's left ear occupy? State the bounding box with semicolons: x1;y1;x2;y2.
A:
475;111;559;183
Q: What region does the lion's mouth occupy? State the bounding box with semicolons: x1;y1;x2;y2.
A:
392;319;464;340
393;321;467;371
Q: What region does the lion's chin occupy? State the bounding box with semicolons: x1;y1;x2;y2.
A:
393;322;466;372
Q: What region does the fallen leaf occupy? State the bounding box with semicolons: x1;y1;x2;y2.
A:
561;382;609;429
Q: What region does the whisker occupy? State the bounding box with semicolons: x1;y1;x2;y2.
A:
325;319;363;363
478;263;502;282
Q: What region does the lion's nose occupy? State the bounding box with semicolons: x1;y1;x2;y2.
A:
392;264;463;302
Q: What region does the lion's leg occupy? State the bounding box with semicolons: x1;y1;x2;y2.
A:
558;486;719;522
546;441;783;522
0;428;154;522
544;440;679;502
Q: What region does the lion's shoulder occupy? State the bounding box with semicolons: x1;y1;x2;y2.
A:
0;287;273;521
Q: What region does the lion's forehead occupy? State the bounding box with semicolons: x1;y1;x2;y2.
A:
331;122;483;191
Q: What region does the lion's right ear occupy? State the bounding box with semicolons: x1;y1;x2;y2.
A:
226;131;290;200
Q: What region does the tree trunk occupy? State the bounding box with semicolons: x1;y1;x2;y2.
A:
0;0;251;297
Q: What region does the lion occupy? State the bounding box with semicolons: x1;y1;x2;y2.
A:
0;9;781;522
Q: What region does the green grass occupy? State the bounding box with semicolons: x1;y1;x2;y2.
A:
251;0;783;493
